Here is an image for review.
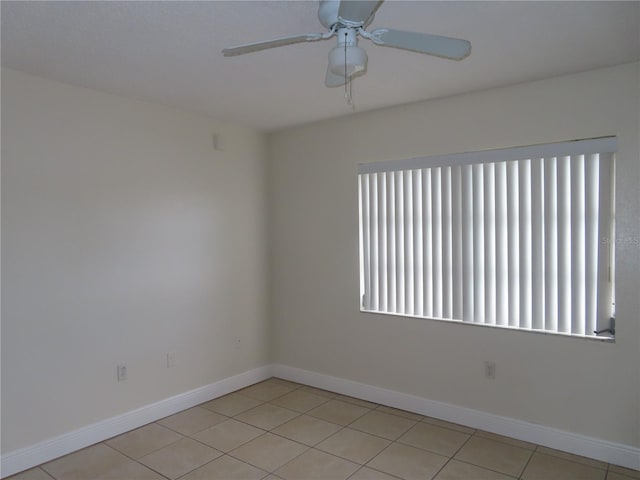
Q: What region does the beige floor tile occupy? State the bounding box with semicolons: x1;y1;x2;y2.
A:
158;406;227;435
235;403;300;430
521;452;606;480
180;455;268;480
238;380;297;402
23;382;625;480
475;430;536;450
308;399;371;426
192;418;264;452
334;394;379;409
272;414;342;446
349;466;403;479
6;468;54;480
299;385;338;398
350;411;417;440
200;393;263;416
398;422;470;457
275;448;360;480
608;465;640;479
454;436;532;477
105;422;183;459
271;389;330;412
316;428;391;464
367;443;449;480
138;437;221;479
42;443;120;479
433;460;517;480
269;378;303;389
607;473;639;480
42;443;164;480
230;433;308;472
422;417;475;435
89;458;166;479
376;405;424;421
536;446;608;470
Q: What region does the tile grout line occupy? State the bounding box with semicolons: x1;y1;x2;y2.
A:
516;445;537;480
102;441;174;480
429;428;477;480
447;433;531;479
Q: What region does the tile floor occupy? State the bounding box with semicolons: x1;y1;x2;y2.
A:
9;378;640;480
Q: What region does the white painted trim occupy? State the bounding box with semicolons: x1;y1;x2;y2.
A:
4;363;638;476
0;365;273;478
272;364;640;472
358;136;618;173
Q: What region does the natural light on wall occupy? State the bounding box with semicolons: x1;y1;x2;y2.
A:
358;137;617;339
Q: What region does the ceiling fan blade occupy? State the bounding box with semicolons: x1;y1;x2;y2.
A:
223;33;324;56
338;0;383;26
369;28;471;60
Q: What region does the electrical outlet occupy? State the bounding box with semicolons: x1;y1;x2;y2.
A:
167;352;176;368
117;363;127;382
484;361;496;379
234;337;242;350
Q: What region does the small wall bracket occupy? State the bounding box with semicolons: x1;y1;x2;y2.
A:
594;318;615;336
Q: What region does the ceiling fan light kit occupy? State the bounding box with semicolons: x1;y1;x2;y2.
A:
222;0;471;90
328;28;367;77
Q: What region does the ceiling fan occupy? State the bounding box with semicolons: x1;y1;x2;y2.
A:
222;0;471;88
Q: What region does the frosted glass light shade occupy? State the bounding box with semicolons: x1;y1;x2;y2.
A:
328;45;367;77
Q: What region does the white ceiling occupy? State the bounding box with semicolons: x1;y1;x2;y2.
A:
2;1;639;132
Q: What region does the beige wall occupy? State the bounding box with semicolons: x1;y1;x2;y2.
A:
1;69;269;452
2;63;638;456
268;63;640;447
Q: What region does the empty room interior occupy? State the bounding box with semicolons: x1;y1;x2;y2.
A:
1;1;639;479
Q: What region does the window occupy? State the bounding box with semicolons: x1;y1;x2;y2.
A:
358;137;616;339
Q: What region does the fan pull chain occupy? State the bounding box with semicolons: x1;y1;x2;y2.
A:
343;33;354;109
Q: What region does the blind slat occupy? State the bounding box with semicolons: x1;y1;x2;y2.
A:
495;162;509;327
433;168;443;318
585;154;599;335
519;159;532;330
369;174;379;311
507;161;520;328
377;173;387;311
597;153;614;333
361;175;371;309
544;157;558;332
395;172;405;314
472;164;485;324
442;167;453;319
404;171;414;315
557;156;572;333
413;171;424;316
387;172;397;313
484;163;496;325
423;169;433;317
451;166;464;320
571;155;586;335
462;165;474;322
531;158;545;330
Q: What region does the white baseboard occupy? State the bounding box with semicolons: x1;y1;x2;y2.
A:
3;363;638;477
0;365;273;478
272;364;640;472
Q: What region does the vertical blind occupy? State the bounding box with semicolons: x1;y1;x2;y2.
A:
358;137;616;337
